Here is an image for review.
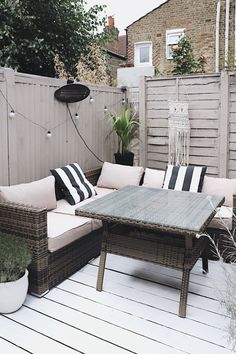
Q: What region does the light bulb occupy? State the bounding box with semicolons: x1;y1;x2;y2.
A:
9;110;15;118
90;96;94;103
75;113;79;120
104;106;108;112
47;130;52;138
122;98;126;104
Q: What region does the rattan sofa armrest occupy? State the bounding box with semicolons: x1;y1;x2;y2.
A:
0;201;49;295
0;201;47;242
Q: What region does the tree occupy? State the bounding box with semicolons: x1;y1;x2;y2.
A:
171;36;207;75
75;43;112;85
0;0;111;77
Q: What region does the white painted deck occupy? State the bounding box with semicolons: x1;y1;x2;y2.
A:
0;255;234;354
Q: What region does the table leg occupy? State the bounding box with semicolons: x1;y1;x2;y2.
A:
96;222;108;291
201;247;209;274
179;268;190;318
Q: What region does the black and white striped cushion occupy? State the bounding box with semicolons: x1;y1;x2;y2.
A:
163;165;207;192
51;163;96;205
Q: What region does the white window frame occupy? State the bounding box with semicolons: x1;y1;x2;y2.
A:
134;42;152;67
166;28;185;60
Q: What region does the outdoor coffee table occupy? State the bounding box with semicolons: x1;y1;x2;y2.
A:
76;185;224;317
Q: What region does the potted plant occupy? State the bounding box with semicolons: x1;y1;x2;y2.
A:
109;105;139;166
0;233;32;313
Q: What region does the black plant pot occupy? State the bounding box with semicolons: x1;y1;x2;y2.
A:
114;151;134;166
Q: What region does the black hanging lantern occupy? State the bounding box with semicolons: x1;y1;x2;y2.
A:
54;84;90;103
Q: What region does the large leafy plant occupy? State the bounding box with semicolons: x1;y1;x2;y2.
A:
0;234;32;283
109;106;139;155
0;0;111;77
171;36;207;75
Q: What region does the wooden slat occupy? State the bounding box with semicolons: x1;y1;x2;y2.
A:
23;295;161;354
5;306;129;354
0;316;78;353
148;160;167;170
190;138;218;147
148;127;168;136
148;152;168;163
0;337;30;354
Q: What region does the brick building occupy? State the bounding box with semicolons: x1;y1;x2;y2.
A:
104;16;126;84
125;0;235;74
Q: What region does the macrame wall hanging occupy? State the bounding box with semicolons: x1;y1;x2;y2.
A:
168;101;190;166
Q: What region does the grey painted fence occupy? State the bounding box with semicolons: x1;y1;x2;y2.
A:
129;71;236;178
0;68;122;185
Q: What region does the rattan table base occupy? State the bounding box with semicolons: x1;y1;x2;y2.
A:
96;222;209;318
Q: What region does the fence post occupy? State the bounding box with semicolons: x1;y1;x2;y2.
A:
139;76;147;168
4;68;17;185
0;70;9;185
219;70;229;177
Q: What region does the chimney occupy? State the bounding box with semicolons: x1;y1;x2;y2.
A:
108;16;115;28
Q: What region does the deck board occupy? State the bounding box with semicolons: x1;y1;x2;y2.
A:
0;255;234;354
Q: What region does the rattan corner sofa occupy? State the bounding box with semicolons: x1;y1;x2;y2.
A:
0;168;103;296
0;162;235;298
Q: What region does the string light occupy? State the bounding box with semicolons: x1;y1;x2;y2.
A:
9;110;15;118
46;130;52;138
0;87;126;134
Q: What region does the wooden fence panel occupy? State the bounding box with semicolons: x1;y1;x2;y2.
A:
0;68;122;185
129;71;236;178
141;74;221;176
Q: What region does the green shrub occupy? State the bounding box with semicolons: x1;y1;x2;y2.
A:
0;234;32;283
171;36;207;75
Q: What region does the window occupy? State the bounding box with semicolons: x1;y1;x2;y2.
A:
166;29;185;59
134;42;152;66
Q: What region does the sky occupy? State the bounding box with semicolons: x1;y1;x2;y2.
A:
85;0;167;34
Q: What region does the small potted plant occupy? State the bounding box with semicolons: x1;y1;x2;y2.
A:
0;233;32;313
109;105;139;166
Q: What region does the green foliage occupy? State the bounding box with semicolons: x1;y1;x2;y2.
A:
0;234;32;283
171;36;207;75
0;0;112;77
109;106;139;154
75;43;112;85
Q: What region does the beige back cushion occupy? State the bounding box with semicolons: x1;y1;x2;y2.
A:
202;176;236;207
0;176;57;210
143;168;165;188
97;162;144;189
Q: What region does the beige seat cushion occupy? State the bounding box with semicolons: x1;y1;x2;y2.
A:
47;212;92;252
202;176;236;207
207;206;233;230
52;187;115;216
143;168;165;188
97;162;144;189
0;176;57;210
51;187;116;236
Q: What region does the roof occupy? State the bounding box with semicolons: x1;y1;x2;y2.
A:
117;35;126;57
126;0;169;29
105;35;126;58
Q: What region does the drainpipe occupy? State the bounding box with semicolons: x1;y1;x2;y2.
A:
215;0;221;72
225;0;230;69
235;0;236;68
125;27;128;62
